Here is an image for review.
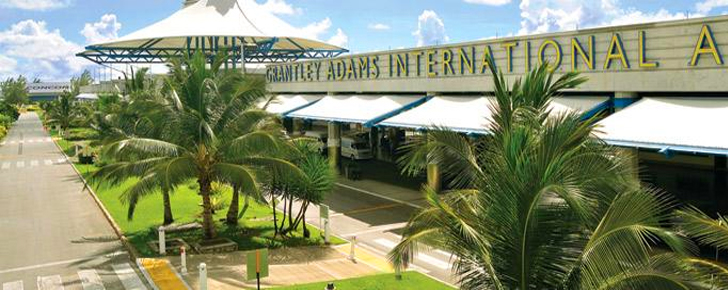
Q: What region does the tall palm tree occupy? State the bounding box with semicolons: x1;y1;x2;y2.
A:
46;91;82;137
90;67;181;225
389;63;711;289
97;52;299;239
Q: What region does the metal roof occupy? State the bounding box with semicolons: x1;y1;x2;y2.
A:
76;0;347;65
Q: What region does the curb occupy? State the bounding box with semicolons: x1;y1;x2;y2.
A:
48;128;142;260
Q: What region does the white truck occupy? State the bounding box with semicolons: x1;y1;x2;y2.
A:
304;130;328;154
341;136;373;160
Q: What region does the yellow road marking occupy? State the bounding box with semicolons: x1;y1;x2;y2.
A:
343;203;403;215
334;244;394;272
139;258;189;290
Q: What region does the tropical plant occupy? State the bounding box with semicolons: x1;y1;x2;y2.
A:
95;51;299;239
0;76;29;108
268;140;336;237
388;62;720;289
46;91;83;136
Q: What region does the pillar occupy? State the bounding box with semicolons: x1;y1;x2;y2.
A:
292;118;303;135
613;92;639;112
328;122;341;172
425;132;442;192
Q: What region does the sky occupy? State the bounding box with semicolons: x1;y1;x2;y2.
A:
0;0;726;81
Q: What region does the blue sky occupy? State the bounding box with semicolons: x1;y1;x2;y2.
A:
0;0;724;81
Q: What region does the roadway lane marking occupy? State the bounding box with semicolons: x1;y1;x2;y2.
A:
37;275;64;290
0;252;126;274
16;161;24;168
78;270;105;290
30;160;39;167
343;203;404;215
341;222;408;237
373;238;450;270
1;162;9;170
44;159;53;165
335;182;423;209
112;263;147;290
2;281;23;290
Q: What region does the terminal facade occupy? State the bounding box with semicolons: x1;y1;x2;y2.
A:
264;15;728;214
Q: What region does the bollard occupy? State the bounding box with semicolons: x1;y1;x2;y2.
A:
158;227;166;255
324;218;330;244
349;236;357;262
180;246;188;275
199;263;207;290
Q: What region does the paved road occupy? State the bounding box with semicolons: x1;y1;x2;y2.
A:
0;113;147;290
303;181;457;285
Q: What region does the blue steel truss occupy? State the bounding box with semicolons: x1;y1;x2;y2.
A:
76;36;347;65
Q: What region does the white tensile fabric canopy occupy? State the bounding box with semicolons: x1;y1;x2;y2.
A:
596;98;728;155
77;0;345;63
259;95;323;114
377;96;608;134
286;95;424;124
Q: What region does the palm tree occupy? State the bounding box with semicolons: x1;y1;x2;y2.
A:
97;52;299;239
90;67;180;225
268;140;336;237
389;62;712;289
46;91;82;137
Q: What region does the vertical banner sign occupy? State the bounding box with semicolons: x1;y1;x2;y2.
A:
246;248;269;289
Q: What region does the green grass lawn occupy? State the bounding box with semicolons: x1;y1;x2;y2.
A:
57;129;344;257
271;272;454;290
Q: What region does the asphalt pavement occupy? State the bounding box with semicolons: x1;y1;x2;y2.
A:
299;173;458;285
0;113;146;290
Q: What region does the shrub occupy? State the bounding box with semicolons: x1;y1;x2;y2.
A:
65;128;98;141
0;114;12;127
0;125;6;140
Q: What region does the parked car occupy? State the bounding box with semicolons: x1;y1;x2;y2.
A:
304;130;328;154
341;136;373;160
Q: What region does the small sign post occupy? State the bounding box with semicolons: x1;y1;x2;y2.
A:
320;205;330;244
247;249;269;290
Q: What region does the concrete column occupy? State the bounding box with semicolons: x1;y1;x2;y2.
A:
425;132;442;192
622;147;640;179
328;122;341;172
613;92;639;112
292;118;303;136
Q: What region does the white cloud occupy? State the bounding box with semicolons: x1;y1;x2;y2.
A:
0;0;71;10
696;0;728;14
464;0;511;6
327;28;349;48
518;0;701;35
0;19;90;81
368;23;391;30
258;0;302;15
0;54;18;78
298;17;333;40
413;10;449;47
81;14;122;44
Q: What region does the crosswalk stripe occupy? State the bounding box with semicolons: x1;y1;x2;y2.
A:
30;160;39;167
374;238;449;270
113;263;147;290
2;281;23;290
16;161;24;168
27;140;34;143
0;141;5;146
1;162;9;169
37;275;64;290
45;159;53;165
78;270;105;290
56;158;66;164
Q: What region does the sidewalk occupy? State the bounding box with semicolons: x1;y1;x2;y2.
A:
165;246;388;289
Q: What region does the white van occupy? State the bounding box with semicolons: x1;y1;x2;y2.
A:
304;130;328;154
341;136;373;160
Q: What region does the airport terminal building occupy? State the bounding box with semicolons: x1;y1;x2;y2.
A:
264;16;728;214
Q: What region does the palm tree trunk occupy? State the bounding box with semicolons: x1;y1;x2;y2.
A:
199;178;216;239
272;193;279;238
226;185;240;226
302;202;310;238
240;194;250;217
162;188;174;225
